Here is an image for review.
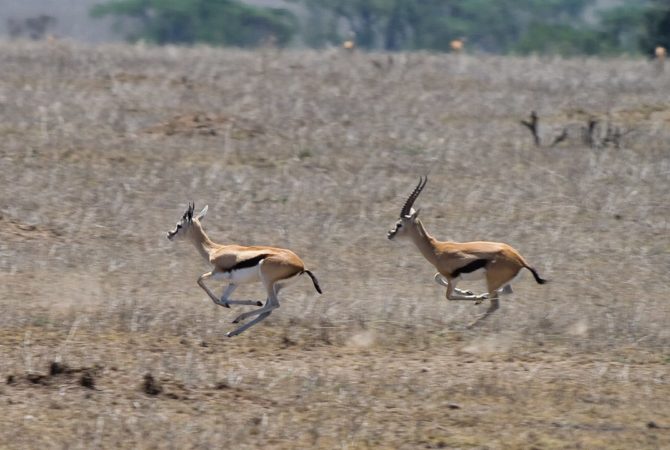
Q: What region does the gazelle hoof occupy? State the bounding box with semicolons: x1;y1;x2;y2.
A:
256;301;263;306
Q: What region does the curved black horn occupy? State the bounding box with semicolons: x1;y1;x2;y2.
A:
187;202;194;220
400;176;428;217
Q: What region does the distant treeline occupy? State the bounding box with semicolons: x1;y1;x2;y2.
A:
91;0;670;55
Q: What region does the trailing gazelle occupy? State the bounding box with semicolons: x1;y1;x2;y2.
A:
387;177;547;328
167;203;322;337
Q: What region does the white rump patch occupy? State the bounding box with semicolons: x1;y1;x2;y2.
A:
212;266;261;284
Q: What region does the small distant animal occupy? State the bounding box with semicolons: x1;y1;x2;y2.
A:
450;38;466;53
653;46;666;73
655;46;667;60
342;31;356;51
167;203;322;337
387;177;547;328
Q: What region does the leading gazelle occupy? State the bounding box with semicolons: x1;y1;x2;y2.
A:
387;177;546;328
167;203;322;337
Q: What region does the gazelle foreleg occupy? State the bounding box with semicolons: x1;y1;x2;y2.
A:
198;271;231;308
434;273;475;295
444;277;488;302
435;273;512;298
220;284;263;307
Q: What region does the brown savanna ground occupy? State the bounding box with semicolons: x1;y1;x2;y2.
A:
0;41;669;449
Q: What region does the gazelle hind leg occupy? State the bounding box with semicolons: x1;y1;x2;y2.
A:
467;294;499;329
231;280;282;324
231;298;275;323
228;284;279;336
467;266;514;327
227;311;272;337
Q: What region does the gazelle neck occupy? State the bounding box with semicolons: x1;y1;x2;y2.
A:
188;220;216;261
409;219;439;265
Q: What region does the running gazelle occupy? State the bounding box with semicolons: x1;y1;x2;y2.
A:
387;177;547;328
167;203;322;337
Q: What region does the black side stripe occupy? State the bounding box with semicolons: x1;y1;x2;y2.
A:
226;254;269;272
451;259;488;278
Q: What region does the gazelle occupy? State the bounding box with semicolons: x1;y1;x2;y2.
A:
387;177;547;328
450;38;466;53
167;203;322;337
655;46;666;73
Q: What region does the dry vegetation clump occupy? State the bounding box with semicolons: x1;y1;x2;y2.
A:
142;111;265;138
0;41;669;449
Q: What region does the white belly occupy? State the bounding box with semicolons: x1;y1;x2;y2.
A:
455;267;487;282
212;266;261;284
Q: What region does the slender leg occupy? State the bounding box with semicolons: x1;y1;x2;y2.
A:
227;311;272;337
470;285;510;299
198;272;230;308
467;294;500;329
227;278;282;336
220;284;263;307
434;273;475;295
445;279;487;301
434;273;449;286
232;300;273;323
231;282;282;323
218;283;236;307
435;273;511;298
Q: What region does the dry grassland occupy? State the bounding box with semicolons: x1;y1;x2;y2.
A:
0;41;669;449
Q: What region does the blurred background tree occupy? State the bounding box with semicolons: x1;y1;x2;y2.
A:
289;0;597;52
91;0;298;46
90;0;670;55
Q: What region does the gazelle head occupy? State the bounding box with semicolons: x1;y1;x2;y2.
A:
167;202;208;241
387;176;427;240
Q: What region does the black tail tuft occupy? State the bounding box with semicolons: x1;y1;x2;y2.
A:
527;266;548;284
303;270;323;294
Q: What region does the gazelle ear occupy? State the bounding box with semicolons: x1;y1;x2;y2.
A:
411;208;420;219
196;205;208;221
